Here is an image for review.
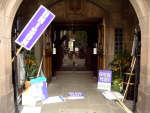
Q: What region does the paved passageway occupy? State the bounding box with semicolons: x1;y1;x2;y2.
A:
41;71;124;113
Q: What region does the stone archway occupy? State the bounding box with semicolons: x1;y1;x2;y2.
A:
0;0;150;113
129;0;150;113
0;0;23;113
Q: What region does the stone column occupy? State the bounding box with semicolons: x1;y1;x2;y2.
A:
0;0;22;113
0;17;15;113
136;15;150;113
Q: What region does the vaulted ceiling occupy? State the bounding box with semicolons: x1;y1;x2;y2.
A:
17;0;137;26
42;0;129;12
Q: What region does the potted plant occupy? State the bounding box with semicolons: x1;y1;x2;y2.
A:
24;51;38;81
109;50;131;92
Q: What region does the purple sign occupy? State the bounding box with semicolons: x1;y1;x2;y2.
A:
68;92;84;99
68;92;84;97
98;70;112;83
31;81;48;102
15;5;55;50
97;70;112;91
42;81;48;100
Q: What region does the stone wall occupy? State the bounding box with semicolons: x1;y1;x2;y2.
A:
136;16;150;113
105;2;138;68
0;0;22;113
129;0;150;113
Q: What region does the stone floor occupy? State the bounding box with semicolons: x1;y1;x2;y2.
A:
40;71;125;113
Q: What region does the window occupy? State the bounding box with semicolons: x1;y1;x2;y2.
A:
114;28;123;54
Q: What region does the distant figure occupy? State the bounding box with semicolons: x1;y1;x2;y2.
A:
56;35;68;48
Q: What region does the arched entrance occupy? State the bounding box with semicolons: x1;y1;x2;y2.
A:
0;0;150;113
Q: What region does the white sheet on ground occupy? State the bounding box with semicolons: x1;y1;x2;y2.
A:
102;91;123;100
21;106;41;113
42;96;65;104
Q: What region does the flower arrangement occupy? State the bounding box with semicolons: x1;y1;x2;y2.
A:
109;50;131;92
25;51;38;80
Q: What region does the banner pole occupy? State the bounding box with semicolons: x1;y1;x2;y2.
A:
112;92;133;113
37;56;44;77
11;46;23;63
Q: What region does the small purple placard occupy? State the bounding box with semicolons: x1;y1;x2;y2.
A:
15;5;55;50
42;81;48;99
98;70;112;83
68;92;84;97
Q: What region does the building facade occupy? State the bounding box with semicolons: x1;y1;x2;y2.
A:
0;0;150;113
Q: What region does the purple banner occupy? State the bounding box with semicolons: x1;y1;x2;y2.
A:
98;70;112;83
68;92;84;97
42;81;48;99
15;5;55;50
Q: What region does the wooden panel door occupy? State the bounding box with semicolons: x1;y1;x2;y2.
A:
97;25;104;70
44;49;52;82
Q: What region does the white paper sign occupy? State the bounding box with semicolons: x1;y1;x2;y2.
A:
93;48;97;54
53;48;56;54
75;48;79;52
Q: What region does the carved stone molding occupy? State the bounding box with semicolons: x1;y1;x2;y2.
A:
65;0;86;18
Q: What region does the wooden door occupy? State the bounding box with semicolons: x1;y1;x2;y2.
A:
44;49;52;82
97;25;105;70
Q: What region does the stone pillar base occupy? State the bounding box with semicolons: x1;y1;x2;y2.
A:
0;91;15;113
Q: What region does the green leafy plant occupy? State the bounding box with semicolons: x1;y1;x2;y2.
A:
25;51;38;80
109;50;131;92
